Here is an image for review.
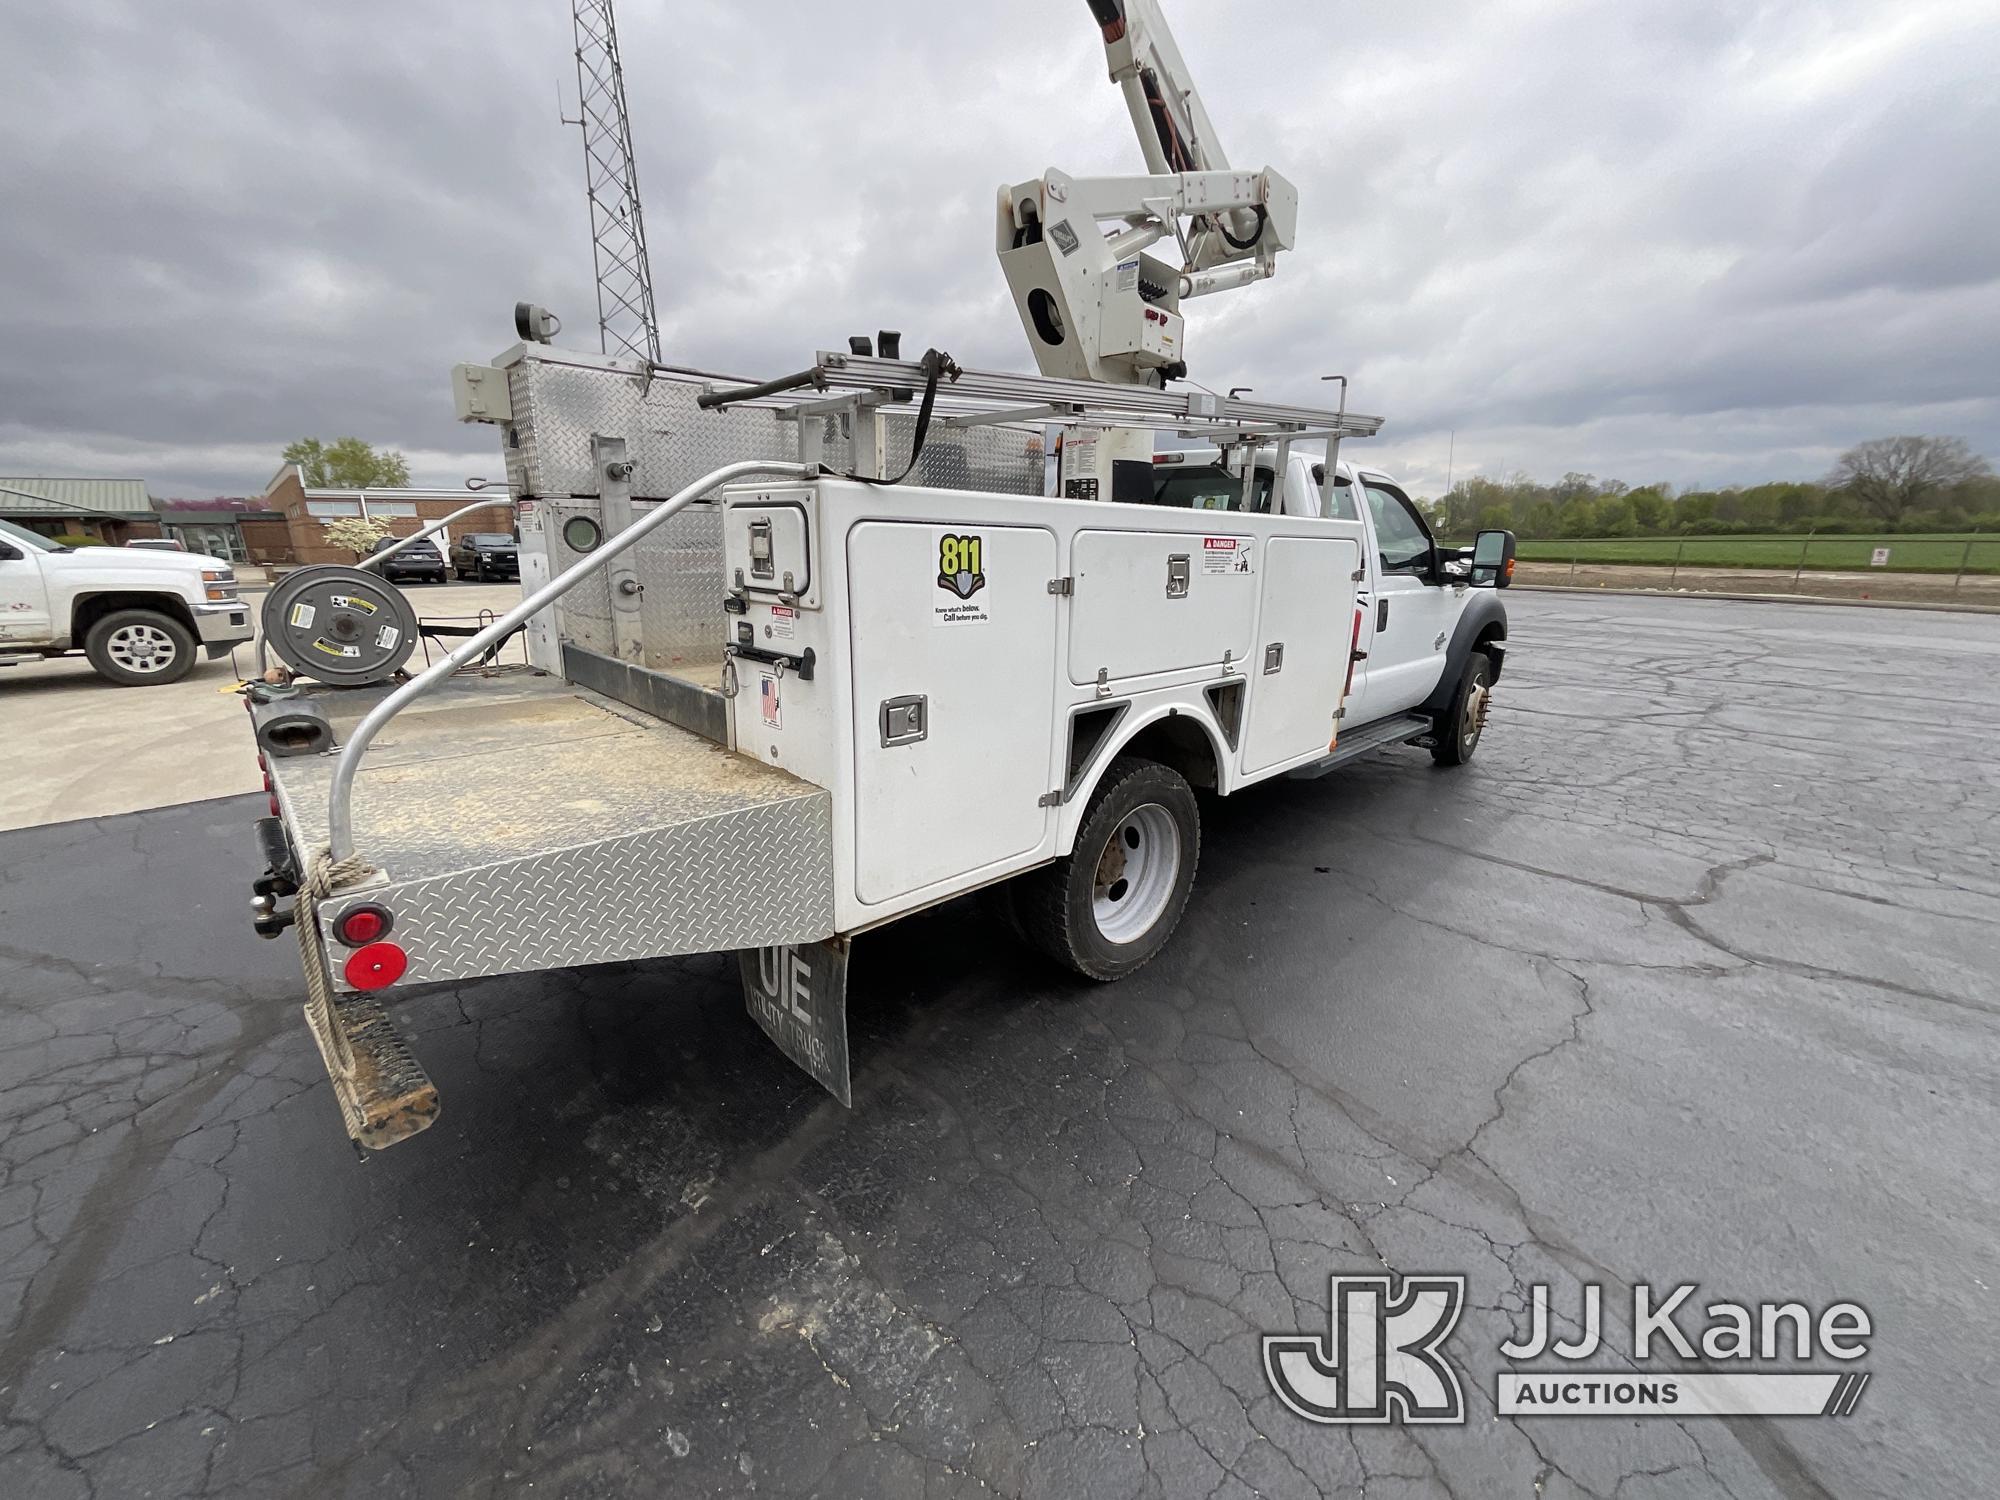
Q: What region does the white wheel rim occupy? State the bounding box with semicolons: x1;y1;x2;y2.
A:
1462;676;1490;750
106;623;177;675
1092;803;1181;945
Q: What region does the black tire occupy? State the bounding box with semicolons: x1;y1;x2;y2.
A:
1016;757;1200;981
1430;650;1495;766
82;608;197;687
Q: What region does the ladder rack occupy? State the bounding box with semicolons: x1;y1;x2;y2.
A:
701;351;1385;445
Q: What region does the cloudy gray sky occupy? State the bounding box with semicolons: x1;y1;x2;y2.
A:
2;0;1995;499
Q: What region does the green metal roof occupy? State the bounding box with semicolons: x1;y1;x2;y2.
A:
0;478;154;516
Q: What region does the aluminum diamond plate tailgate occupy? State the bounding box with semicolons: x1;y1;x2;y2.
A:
270;676;834;990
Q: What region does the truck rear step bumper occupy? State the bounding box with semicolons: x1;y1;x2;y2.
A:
303;984;441;1150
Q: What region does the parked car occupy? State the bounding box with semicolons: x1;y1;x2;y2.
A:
451;532;519;581
126;537;188;552
369;535;449;585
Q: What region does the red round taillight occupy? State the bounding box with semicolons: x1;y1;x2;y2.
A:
332;903;392;947
344;942;407;991
268;791;281;817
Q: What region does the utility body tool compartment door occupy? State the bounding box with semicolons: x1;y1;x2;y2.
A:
847;521;1059;906
724;494;818;607
1069;529;1257;684
1243;536;1362;773
0;546;52;647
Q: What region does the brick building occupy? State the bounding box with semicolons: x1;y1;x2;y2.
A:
244;465;515;569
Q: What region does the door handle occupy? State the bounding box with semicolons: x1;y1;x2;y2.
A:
879;695;927;746
1376;598;1389;632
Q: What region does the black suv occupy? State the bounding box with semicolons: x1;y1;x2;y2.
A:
451;532;519;581
368;535;448;585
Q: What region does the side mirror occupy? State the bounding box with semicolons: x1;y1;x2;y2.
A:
0;543;21;561
1471;530;1516;589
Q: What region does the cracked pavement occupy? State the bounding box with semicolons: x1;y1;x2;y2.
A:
2;592;1996;1498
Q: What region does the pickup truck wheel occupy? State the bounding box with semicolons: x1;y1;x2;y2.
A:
1018;757;1200;981
83;609;197;687
1431;650;1494;766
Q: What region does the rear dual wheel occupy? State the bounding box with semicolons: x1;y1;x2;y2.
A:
1017;757;1200;981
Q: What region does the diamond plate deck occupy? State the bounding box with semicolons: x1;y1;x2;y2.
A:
271;675;834;990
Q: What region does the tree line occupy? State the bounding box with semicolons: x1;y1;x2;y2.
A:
1422;435;1996;540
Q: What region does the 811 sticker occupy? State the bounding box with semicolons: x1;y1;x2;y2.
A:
934;532;992;627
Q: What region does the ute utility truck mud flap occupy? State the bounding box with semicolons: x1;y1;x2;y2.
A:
739;938;853;1106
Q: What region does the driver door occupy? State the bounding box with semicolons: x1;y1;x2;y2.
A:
0;530;52;649
1359;478;1456;716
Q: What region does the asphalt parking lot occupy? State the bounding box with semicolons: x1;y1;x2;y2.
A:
2;591;1996;1499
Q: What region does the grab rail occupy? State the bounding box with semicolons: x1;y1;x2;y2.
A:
326;459;817;863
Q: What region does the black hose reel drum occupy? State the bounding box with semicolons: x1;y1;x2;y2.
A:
261;566;420;686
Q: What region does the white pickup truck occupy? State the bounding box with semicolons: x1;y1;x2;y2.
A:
0;519;252;685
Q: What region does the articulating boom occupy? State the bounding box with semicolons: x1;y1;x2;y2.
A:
997;0;1298;388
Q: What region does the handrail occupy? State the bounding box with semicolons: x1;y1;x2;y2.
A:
356;498;507;570
326;458;818;863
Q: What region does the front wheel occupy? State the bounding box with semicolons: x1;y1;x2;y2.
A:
1430;651;1494;765
1016;757;1201;981
83;608;197;687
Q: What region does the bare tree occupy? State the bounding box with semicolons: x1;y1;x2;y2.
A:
1828;436;1992;522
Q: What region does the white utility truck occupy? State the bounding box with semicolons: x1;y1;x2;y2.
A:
241;0;1516;1149
0;518;250;685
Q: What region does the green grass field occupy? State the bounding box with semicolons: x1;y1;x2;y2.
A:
1510;534;2000;575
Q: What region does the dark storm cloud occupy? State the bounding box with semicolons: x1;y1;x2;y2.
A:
0;0;1994;498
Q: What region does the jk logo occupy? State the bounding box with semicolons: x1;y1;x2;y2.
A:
1263;1274;1467;1425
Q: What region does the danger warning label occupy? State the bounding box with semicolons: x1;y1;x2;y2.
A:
1202;536;1254;575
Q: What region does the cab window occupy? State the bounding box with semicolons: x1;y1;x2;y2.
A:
1310;466;1361;522
1150;465;1274;513
1363;482;1434;574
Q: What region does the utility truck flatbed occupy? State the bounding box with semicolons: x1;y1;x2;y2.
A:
266;670;834;988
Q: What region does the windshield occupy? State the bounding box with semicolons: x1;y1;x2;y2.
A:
0;517;64;553
467;533;515;546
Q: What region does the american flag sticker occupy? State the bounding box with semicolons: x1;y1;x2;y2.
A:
760;674;781;729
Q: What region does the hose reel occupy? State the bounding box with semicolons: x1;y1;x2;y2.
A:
261;566;420;686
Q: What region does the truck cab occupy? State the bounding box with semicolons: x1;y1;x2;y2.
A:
1148;447;1509;742
0;518;251;685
